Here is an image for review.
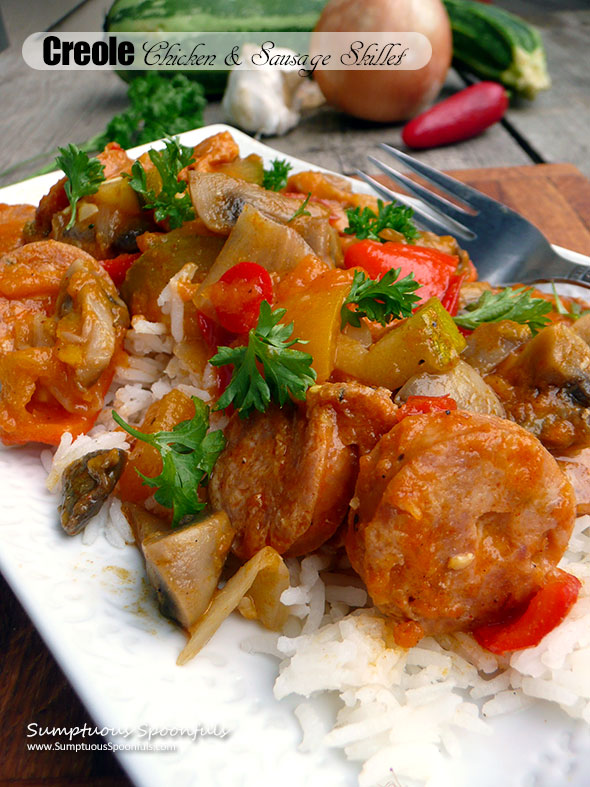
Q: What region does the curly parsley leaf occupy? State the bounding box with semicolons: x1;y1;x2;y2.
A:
55;144;105;230
263;159;292;191
454;288;552;335
345;199;418;243
341;268;421;328
112;397;225;528
210;301;316;419
288;192;312;222
126;136;195;229
86;72;207;152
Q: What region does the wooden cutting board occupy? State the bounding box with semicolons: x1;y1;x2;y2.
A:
2;162;590;787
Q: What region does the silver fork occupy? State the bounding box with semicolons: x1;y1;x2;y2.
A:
356;144;590;288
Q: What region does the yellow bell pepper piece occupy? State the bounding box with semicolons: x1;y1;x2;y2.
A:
335;297;466;390
279;268;353;383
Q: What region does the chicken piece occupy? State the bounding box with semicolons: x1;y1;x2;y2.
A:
486;322;590;450
26;142;133;240
54;257;129;387
0;243;129;446
346;411;575;644
0;204;36;255
210;384;398;560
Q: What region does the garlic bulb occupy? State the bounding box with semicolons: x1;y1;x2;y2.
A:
222;44;325;136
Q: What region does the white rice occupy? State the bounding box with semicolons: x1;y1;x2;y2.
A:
239;539;590;787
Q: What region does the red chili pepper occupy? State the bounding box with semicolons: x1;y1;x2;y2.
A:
99;253;141;288
209;261;273;334
402;82;509;150
344;240;457;305
395;395;458;423
473;571;582;654
440;273;466;317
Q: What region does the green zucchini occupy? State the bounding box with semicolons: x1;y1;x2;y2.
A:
105;0;327;95
443;0;550;99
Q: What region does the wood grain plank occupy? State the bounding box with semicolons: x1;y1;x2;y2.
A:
0;574;130;786
446;166;590;255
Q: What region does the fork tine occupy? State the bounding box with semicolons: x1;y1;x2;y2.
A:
367;155;475;238
354;170;461;238
379;144;498;212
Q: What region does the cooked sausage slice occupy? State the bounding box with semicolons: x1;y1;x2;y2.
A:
209;404;357;559
346;411;575;643
210;383;399;560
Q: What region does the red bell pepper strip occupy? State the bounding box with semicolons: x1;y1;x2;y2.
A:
473;571;582;654
196;309;233;353
344;240;457;305
99;253;141;288
395;395;457;423
440;273;466;317
402;82;509;150
209;261;274;334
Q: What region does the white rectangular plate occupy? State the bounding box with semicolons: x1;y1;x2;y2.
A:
2;124;590;787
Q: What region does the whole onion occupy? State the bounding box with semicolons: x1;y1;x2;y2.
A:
313;0;452;123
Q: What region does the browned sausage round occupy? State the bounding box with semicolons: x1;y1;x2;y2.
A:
346;410;576;643
209;382;398;560
209;403;357;559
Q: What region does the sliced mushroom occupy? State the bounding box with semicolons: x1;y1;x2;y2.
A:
128;508;235;629
59;448;127;535
189;171;328;234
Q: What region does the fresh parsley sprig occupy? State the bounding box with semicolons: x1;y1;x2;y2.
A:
126;136;195;229
341;268;421;328
345;199;418;244
210;301;316;419
112;397;225;528
55;144;105;230
454;288;552;335
551;283;590;321
263;159;292;191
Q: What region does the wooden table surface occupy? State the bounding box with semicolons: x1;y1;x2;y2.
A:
1;2;590;786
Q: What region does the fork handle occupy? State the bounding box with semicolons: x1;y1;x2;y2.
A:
548;258;590;288
515;248;590;291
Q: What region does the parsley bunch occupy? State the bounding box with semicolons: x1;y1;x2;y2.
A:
345;199;418;244
341;268;421;328
262;159;292;191
1;73;207;181
55;144;105;230
112;397;225;528
210;301;316;419
454;288;552;335
127;136;195;229
90;72;206;151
